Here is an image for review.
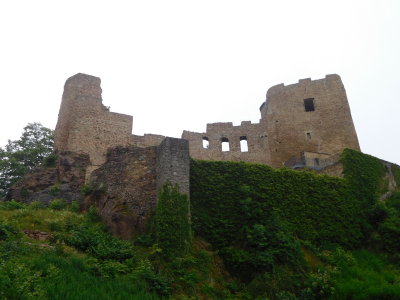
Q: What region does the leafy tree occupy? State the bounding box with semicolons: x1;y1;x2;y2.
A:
0;123;54;198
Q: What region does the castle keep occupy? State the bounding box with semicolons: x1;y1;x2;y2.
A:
54;73;360;174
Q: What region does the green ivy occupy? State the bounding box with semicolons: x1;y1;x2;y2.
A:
190;149;388;280
156;182;191;258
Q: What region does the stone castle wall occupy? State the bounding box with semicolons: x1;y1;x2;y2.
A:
181;74;360;167
54;73;360;174
182;121;269;164
263;74;360;167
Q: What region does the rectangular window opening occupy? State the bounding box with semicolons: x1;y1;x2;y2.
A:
304;98;315;112
202;137;209;149
221;137;230;152
240;136;248;152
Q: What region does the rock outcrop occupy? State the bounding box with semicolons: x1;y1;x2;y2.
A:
7;151;90;204
85;146;159;240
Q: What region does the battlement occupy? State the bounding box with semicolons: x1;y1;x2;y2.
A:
266;74;343;98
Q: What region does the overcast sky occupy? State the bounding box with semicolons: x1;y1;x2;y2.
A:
1;0;399;164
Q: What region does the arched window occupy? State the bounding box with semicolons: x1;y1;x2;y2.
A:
240;136;248;152
221;137;230;152
202;137;209;149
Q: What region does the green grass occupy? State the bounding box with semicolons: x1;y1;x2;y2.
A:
0;207;162;300
331;250;400;300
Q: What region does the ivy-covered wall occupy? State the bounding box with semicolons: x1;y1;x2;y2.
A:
190;149;389;278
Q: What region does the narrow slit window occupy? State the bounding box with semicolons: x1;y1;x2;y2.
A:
306;132;312;140
240;136;248;152
315;158;320;166
202;137;209;149
221;137;230;152
304;98;315;112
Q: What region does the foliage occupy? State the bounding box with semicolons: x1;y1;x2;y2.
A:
49;183;60;196
64;224;136;260
0;199;27;210
189;149;390;286
330;250;400;299
81;183;93;196
392;164;400;189
43;153;58;167
0;122;54;197
156;182;191;258
341;148;387;208
0;207;162;299
49;198;67;210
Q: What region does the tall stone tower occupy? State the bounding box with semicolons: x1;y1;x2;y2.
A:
54;73;133;175
260;74;360;167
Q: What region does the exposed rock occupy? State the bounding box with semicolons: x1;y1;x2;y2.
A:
7;151;90;204
23;229;52;241
85;138;190;240
86;146;158;240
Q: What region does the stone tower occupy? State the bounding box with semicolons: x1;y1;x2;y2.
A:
260;74;360;167
54;73;133;175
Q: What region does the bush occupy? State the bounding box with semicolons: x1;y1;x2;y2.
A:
0;199;26;210
81;184;93;196
65;224;135;260
49;198;66;210
43;153;58;167
86;205;101;223
48;184;60;196
69;200;80;213
0;221;21;241
29;200;46;210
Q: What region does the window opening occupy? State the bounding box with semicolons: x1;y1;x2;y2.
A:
315;158;320;166
202;137;209;149
306;132;312;140
221;137;230;152
304;98;315;112
240;136;248;152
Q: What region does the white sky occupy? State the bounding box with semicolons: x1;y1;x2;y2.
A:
1;0;399;164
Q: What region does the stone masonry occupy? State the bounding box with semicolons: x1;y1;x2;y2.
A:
183;74;360;168
54;73;360;174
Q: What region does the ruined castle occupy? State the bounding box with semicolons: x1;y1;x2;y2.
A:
54;73;360;177
9;73;362;238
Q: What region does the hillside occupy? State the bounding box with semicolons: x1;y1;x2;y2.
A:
1;149;400;299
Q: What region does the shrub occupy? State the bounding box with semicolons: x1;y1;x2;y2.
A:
80;184;93;196
69;200;80;212
43;153;58;167
29;200;45;210
0;199;26;210
48;184;60;196
86;205;101;223
65;224;135;261
0;221;21;241
49;198;66;210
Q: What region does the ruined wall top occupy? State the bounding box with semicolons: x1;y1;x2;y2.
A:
54;73;360;173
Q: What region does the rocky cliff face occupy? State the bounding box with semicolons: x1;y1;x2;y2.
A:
7;151;90;204
85;146;158;240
